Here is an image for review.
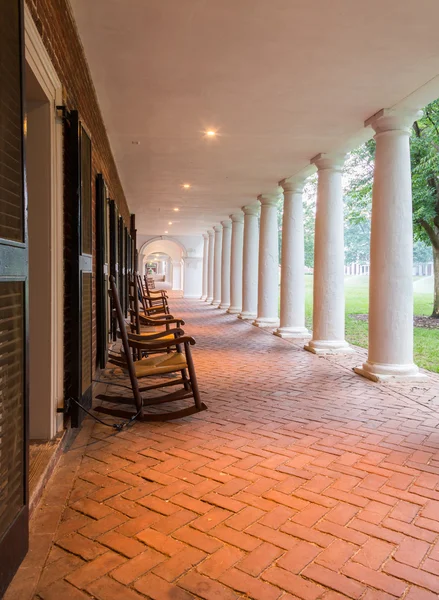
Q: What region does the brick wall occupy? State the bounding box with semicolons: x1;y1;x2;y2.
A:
25;0;130;395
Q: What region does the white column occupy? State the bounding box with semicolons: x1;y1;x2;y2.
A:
211;224;222;307
183;256;203;298
219;219;232;309
275;178;310;338
172;260;182;291
228;213;244;314
253;192;280;328
239;204;259;320
355;109;426;382
201;233;209;300
305;154;352;354
206;229;214;302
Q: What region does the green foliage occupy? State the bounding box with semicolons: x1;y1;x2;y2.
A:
413;240;433;263
303;275;438;373
344;221;371;264
410;101;439;245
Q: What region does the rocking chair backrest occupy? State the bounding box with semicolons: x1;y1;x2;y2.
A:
136;273;149;311
109;275;143;414
128;275;141;335
144;274;154;296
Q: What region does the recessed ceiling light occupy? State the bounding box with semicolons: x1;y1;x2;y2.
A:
168;221;173;225
206;130;216;137
173;208;179;212
182;184;191;189
164;230;168;234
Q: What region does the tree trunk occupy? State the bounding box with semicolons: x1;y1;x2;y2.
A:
433;244;439;318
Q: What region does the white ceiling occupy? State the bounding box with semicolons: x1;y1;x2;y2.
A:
70;0;439;236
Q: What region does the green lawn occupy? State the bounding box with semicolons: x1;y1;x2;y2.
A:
303;275;439;374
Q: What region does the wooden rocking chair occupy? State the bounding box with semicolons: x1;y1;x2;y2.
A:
96;275;207;421
127;275;184;359
137;273;170;315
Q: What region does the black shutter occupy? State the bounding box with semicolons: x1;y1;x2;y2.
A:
0;0;29;594
109;200;117;341
96;174;108;369
66;112;93;427
118;216;125;314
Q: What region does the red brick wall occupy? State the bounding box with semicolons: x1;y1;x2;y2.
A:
25;0;130;392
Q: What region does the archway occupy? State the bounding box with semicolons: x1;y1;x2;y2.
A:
145;251;172;290
139;238;186;291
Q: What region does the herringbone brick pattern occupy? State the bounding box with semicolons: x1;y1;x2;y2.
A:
8;298;439;600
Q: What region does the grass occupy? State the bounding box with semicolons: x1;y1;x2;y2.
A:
303;274;439;374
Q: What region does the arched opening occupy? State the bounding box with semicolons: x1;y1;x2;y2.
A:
139;238;186;292
145;251;172;290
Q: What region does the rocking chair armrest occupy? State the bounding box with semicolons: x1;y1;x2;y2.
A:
128;327;184;342
140;317;185;326
142;305;167;314
129;335;196;350
140;313;175;322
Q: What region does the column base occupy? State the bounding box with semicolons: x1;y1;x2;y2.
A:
304;339;354;355
206;296;213;303
354;361;428;383
253;317;280;328
238;311;257;320
227;306;242;314
274;326;311;339
219;303;230;310
211;300;220;307
200;295;207;301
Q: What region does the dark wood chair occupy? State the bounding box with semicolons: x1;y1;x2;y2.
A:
127;275;184;359
144;274;167;299
96;275;207;421
137;274;170;315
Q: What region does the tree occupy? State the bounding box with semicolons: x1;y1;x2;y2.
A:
343;100;439;317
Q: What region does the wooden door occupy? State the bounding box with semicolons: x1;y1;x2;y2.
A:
0;0;29;594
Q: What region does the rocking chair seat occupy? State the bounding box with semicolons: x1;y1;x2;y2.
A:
133;352;187;377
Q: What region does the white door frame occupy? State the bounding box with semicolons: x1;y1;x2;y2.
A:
25;6;64;438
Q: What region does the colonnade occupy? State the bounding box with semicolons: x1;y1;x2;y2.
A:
200;107;426;382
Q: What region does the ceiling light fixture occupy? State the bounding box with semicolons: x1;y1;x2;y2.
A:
164;230;168;234
182;184;191;189
168;221;173;225
206;130;216;137
173;208;179;212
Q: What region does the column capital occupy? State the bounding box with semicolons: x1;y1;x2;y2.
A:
280;177;306;194
213;224;223;233
280;165;314;193
257;192;281;207
230;212;244;223
311;152;345;172
365;108;423;135
221;219;232;229
202;233;209;239
241;204;260;216
207;229;214;237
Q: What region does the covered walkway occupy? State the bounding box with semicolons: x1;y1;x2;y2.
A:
8;298;439;600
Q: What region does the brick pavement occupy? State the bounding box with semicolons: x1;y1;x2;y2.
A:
6;297;439;600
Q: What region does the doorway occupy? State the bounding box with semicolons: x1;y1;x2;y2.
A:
24;8;64;505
